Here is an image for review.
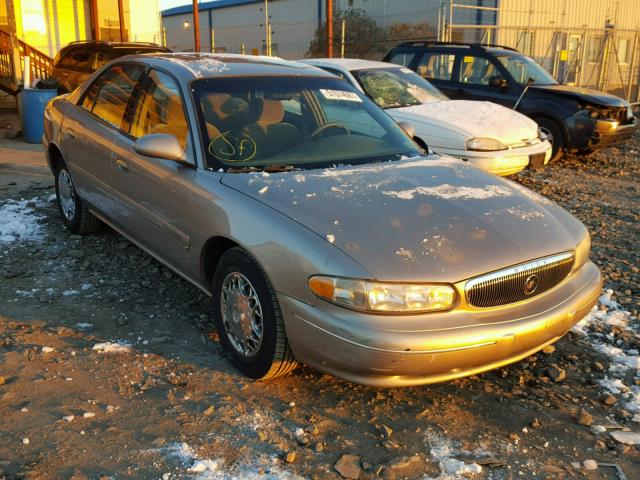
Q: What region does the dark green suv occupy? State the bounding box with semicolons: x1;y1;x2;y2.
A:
384;41;637;160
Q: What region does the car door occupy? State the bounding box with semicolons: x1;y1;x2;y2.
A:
62;63;145;216
412;51;458;97
450;53;519;107
109;67;196;271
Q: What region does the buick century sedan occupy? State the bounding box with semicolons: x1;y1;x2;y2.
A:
43;53;601;387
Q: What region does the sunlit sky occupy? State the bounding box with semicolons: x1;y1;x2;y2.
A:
159;0;192;11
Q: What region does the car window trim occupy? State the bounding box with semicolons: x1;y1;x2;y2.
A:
123;65;197;166
77;61;147;134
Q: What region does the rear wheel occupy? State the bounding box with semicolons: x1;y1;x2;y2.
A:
54;163;101;234
211;247;297;380
535;117;564;162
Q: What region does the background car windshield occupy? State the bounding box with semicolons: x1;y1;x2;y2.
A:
353;67;447;108
192;76;421;170
496;53;557;85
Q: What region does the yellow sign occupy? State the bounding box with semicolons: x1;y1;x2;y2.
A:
559;50;568;61
463;55;474;63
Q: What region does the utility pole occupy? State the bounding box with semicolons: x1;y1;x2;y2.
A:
264;0;271;56
327;0;333;58
193;0;201;52
340;18;346;58
117;0;127;41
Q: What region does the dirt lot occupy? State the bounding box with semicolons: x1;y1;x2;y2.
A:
0;133;638;480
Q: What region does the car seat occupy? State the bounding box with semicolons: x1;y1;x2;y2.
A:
244;98;302;158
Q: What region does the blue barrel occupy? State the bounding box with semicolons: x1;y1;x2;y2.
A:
21;88;58;144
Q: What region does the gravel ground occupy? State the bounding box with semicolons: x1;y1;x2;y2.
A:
0;134;638;480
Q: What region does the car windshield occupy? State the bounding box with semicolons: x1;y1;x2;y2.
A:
192;76;421;171
352;67;447;108
495;53;558;86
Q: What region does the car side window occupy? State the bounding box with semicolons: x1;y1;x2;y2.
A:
457;55;499;85
415;53;455;80
387;51;417;67
129;69;189;150
81;64;144;128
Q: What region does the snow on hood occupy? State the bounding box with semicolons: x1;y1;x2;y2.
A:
392;100;538;146
221;155;586;283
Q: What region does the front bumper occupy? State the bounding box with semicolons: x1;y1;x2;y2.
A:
436;141;552;176
590;120;638;149
279;261;601;387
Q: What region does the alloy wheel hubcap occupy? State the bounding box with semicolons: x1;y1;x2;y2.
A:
220;272;263;358
58;170;76;220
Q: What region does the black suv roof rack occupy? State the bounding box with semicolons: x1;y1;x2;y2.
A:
396;41;518;52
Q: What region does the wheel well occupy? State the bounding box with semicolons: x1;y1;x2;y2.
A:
48;144;65;173
201;236;240;286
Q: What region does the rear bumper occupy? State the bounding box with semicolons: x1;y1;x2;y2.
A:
436;141;551;176
279;261;601;387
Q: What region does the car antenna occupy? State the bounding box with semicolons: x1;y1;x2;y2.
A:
513;77;534;111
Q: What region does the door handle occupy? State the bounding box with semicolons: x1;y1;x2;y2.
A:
115;158;129;172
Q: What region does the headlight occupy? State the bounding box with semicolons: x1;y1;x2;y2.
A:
308;276;456;313
466;137;508;152
573;233;591;272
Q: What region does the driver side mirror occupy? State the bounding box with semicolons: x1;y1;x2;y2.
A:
398;121;416;139
489;76;508;89
133;133;185;162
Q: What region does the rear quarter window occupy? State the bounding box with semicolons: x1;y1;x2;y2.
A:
387;51;417;67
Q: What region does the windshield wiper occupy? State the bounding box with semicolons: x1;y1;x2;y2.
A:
225;165;296;174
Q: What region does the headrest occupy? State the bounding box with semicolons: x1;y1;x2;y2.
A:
252;98;284;126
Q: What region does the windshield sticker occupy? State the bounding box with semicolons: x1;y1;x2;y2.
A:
319;89;362;102
463;56;474;63
209;131;257;162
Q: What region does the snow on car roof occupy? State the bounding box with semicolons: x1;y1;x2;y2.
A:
302;58;401;72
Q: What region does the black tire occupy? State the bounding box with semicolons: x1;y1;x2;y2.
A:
211;247;297;380
535;117;565;162
54;162;101;234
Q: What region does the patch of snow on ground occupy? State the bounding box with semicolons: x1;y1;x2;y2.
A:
0;197;47;243
572;289;640;413
162;442;303;480
92;341;132;353
382;184;514;201
423;429;482;479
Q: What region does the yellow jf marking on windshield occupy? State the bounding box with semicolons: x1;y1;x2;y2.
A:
209;131;257;162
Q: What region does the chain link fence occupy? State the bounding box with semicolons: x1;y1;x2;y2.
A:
161;0;639;102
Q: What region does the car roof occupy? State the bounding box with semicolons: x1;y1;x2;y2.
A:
303;58;400;71
64;40;168;50
125;52;332;79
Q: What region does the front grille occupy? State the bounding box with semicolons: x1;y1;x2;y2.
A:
465;252;574;308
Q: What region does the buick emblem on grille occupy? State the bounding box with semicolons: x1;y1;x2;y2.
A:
524;274;539;295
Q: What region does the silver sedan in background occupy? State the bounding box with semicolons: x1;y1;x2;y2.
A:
43;54;601;387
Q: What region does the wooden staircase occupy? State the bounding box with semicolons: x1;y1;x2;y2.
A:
0;27;53;96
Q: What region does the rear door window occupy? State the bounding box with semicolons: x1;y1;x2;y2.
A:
81;64;145;128
415;53;456;80
58;47;94;72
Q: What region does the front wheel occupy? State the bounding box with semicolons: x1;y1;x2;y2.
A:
211;247;297;380
54;163;101;234
535;117;564;162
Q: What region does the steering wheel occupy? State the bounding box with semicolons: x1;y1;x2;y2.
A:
310;122;351;140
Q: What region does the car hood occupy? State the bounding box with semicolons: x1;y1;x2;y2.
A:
530;84;629;107
390;100;538;145
220;156;585;283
